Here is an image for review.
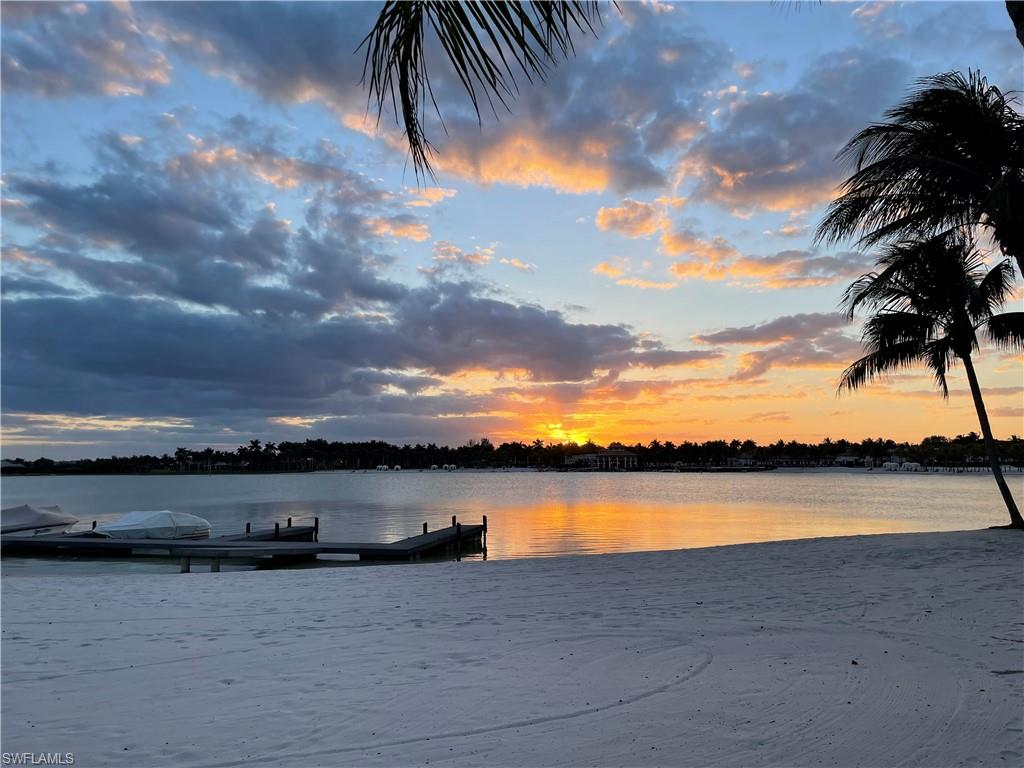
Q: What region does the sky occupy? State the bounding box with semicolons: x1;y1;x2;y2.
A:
1;0;1022;460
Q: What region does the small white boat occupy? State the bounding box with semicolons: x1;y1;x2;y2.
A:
95;510;212;540
1;504;79;537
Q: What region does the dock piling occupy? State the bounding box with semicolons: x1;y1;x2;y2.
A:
423;522;428;534
180;556;191;573
452;515;457;528
274;522;280;539
91;520;96;530
314;517;319;542
287;517;292;528
211;558;221;573
456;522;462;562
245;522;251;534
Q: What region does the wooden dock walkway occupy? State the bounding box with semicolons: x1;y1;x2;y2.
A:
0;517;487;571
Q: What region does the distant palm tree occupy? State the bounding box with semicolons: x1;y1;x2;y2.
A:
360;1;611;179
840;232;1023;528
816;71;1024;273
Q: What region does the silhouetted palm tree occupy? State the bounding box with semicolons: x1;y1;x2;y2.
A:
840;232;1023;528
360;1;610;179
816;71;1024;273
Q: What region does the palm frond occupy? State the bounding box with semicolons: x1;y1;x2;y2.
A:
970;258;1019;321
360;0;612;181
838;339;929;394
923;337;957;398
814;69;1024;267
985;312;1024;351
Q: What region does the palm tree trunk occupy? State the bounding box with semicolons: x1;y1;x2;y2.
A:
961;353;1024;527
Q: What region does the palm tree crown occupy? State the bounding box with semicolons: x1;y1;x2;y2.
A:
840;232;1023;526
816;71;1024;272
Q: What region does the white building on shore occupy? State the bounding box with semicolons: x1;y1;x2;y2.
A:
565;448;639;470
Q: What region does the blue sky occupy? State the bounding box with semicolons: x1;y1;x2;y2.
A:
1;1;1022;458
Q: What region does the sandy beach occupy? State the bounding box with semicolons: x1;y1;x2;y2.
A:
2;529;1021;767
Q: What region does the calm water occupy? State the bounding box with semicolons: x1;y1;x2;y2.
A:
2;468;1020;574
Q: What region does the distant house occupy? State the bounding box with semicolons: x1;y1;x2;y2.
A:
834;454;861;467
566;448;639;470
727;453;756;467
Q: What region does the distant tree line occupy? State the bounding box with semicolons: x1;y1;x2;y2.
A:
3;433;1023;475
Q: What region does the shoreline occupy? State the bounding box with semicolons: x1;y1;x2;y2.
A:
3;529;1022;767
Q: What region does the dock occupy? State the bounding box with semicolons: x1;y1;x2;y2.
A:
1;516;487;571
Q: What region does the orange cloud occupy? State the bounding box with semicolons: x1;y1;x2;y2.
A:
368;216;430;242
426;132;614;194
593;260;625;278
500;257;535;273
615;277;677;290
405;186;457;208
595;199;665;238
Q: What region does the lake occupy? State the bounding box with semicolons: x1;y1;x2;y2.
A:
2;468;1020;574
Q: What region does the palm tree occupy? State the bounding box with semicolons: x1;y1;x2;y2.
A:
839;232;1024;528
815;71;1024;273
360;1;611;180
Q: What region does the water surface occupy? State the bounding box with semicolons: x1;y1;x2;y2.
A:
3;468;1019;574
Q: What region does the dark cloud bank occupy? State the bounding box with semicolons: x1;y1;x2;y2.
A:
1;118;716;443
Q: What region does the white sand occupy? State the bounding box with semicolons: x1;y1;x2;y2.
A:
2;530;1022;767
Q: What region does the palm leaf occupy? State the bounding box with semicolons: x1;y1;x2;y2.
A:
838;339;929;393
986;312;1024;351
970;258;1019;321
360;0;612;181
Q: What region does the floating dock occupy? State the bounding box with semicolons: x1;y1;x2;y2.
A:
1;517;487;571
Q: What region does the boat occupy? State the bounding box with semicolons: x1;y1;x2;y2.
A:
94;510;212;540
1;504;79;537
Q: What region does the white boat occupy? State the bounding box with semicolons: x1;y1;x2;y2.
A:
95;510;212;540
1;505;79;537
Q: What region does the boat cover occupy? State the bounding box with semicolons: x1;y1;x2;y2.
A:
95;510;212;540
0;504;79;535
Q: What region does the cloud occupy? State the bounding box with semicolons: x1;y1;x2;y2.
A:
595;199;665;238
661;226;739;261
405;187;457;208
500;257;535;273
682;47;911;214
614;278;676;291
693;313;849;345
2;118;714;438
693;312;859;381
592;261;626;278
344;4;730;193
1;2;171;98
731;332;862;381
431;241;494;268
367;215;431;242
747;411;792;423
728;250;873;289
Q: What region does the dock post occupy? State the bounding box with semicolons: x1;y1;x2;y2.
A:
314;517;320;542
287;517;292;528
91;520;97;530
211;558;221;573
456;522;462;562
452;515;457;528
423;522;428;534
482;515;488;546
245;522;251;534
180;556;191;573
274;522;280;539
